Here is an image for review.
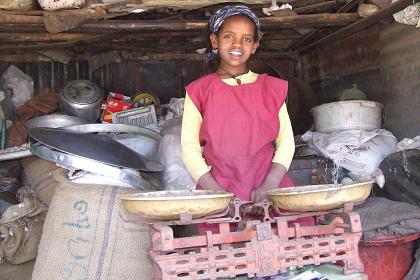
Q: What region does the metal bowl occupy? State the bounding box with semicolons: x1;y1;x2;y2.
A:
24;114;89;130
121;190;234;220
267;181;373;211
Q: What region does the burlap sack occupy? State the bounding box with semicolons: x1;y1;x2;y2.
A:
6;121;28;148
6;92;59;148
0;188;47;264
15;92;59;122
0;213;46;264
32;169;153;280
21;157;61;206
0;260;35;280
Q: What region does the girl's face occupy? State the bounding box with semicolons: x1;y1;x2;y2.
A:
210;15;259;73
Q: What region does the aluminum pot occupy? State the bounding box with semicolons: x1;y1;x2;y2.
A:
59;80;103;122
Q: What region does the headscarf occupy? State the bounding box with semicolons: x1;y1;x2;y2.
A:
207;5;261;60
209;4;261;37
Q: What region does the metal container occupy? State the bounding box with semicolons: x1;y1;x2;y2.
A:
310;101;384;133
59;80;103;122
267;181;373;211
121;190;234;220
24;114;89;131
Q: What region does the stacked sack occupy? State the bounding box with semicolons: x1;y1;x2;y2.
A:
303;85;397;185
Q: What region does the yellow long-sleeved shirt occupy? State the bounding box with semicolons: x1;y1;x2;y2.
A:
181;71;295;182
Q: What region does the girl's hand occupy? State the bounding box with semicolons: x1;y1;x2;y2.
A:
248;162;288;215
249;184;275;216
197;172;224;192
251;184;274;203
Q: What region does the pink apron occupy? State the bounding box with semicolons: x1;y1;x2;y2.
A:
186;73;312;231
187;73;292;199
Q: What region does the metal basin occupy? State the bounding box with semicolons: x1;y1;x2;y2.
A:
24;114;89;130
121;190;234;220
28;127;163;172
267;181;373;211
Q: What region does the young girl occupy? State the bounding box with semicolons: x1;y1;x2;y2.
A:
181;5;295;208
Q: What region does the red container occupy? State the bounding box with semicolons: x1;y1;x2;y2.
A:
101;92;132;123
359;233;419;280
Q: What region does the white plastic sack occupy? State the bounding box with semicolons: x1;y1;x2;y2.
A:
65;169;134;188
392;0;420;27
37;0;85;11
396;136;420;151
0;65;34;109
303;129;397;176
158;118;195;190
145;98;186;133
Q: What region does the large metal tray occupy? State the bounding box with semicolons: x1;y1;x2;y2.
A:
30;142;157;190
121;190;234;220
24;114;89;130
28;127;163;172
62;123;161;142
267;181;373;211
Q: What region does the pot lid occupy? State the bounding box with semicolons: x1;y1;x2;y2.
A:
62;80;102;105
28;127;163;172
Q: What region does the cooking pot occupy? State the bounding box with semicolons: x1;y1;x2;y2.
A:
59;80;103;122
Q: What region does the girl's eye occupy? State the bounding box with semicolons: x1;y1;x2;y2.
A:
224;34;233;39
244;37;252;43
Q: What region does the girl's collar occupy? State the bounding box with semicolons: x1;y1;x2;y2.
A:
213;71;265;87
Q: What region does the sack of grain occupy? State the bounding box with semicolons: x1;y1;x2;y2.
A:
0;188;47;264
32;169;152;280
21;157;61;206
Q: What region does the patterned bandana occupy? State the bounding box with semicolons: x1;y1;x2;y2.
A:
207;5;261;60
209;4;261;37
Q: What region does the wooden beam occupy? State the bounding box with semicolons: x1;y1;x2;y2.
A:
294;1;337;14
291;0;334;9
290;0;363;50
300;0;419;52
0;33;93;43
0;15;43;24
138;0;273;9
0;33;112;52
0;54;52;62
0;24;47;33
261;13;360;28
77;14;360;32
0;14;360;33
337;0;365;13
263;29;304;39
